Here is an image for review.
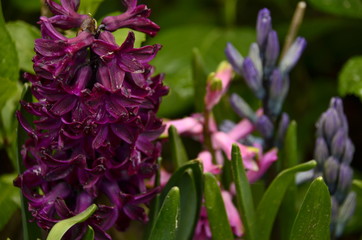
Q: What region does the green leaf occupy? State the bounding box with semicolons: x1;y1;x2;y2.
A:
158;160;203;240
192;48;207;112
255;160;317;240
0;77;20;116
46;204;97;240
148;187;180;240
0;0;19;81
0;174;20;231
78;0;105;15
290;177;331;240
204;172;234;240
278;120;298;240
230;144;255;240
168;125;189;169
307;0;362;19
6;21;40;73
82;226;95;240
338;56;362;100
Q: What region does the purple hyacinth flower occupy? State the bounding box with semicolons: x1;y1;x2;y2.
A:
14;0;168;238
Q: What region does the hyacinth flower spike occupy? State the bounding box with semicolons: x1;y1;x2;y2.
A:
225;8;306;151
313;97;356;238
14;0;168;239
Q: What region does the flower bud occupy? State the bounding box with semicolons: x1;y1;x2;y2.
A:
314;137;329;165
242;57;264;99
279;37;306;74
265;30;279;69
335;191;357;237
336;164;353;196
323;156;339;193
230;93;257;122
331;129;347;160
248;43;263;75
225;42;244;76
268;69;288;116
256;8;271;48
342;139;355;165
255;115;274;139
275;113;289;148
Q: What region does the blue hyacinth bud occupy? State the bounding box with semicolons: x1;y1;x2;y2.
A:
335;191;357;237
256;8;272;48
230;93;257;122
248;43;263;75
268;69;289;116
255;115;274;139
331;129;347;160
330;97;349;132
275;113;289;148
323;156;339;193
336;164;353;197
242;57;264;99
314;137;329;166
225;42;244;76
279;37;306;74
331;196;340;224
342;139;355;165
318;108;341;143
265;30;280;69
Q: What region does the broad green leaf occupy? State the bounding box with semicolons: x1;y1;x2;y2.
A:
168;125;189;169
148;187;180;240
204;172;234;240
308;0;362;19
175;170;199;240
148;26;254;117
83;226;95;240
158;160;203;240
230;144;255;240
78;0;105;15
338;56;362;100
6;21;40;73
290;177;331;240
16;84;40;240
255;160;317;240
0;0;19;82
278;121;298;240
0;174;20;231
46;204;97;240
192;48;207;112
